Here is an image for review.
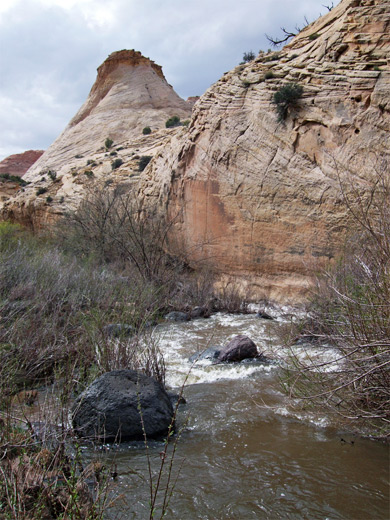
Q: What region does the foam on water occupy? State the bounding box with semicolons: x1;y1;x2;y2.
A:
148;311;343;389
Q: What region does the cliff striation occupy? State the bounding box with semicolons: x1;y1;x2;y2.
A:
139;0;390;301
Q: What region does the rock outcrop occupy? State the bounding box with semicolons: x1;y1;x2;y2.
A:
1;50;192;227
0;150;44;177
139;0;390;301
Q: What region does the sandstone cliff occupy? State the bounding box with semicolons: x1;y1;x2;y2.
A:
139;0;390;301
0;150;44;177
1;50;192;227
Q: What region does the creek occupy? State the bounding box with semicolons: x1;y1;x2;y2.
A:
87;311;389;519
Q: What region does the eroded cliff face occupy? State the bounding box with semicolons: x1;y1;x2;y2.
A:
1;50;192;228
139;0;390;301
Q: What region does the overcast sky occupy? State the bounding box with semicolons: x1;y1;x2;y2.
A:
0;0;340;160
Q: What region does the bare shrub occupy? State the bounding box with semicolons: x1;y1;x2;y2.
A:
57;187;187;285
282;162;390;438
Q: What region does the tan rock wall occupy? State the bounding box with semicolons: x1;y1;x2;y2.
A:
139;0;390;302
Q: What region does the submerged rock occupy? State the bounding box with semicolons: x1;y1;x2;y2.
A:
165;311;190;322
256;311;274;320
167;392;187;407
189;346;221;363
216;335;259;363
190;306;211;319
72;370;173;442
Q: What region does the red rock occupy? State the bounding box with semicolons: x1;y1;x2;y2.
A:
0;150;44;177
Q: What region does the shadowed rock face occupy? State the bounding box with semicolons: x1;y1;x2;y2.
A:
139;0;390;301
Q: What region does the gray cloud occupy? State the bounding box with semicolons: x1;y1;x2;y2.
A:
0;0;340;159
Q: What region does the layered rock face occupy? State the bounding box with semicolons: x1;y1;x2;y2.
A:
1;50;192;227
0;150;44;177
139;0;390;301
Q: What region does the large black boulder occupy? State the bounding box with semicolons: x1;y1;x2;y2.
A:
216;335;259;363
72;370;174;442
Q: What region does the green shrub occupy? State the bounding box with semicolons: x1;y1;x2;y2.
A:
264;71;275;80
165;116;181;128
74;154;83;159
138;156;152;172
242;81;251;88
309;33;320;40
47;170;57;181
46;196;53;203
272;83;303;121
36;187;48;196
111;158;123;170
0;173;27;186
143;126;152;135
110;151;117;156
182;120;190;127
84;170;94;177
105;137;113;149
242;51;255;63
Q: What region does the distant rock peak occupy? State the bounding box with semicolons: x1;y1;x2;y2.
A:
96;50;165;83
70;49;170;127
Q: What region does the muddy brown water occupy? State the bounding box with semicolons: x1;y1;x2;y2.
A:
83;312;389;519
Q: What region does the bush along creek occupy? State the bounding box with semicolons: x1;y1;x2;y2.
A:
0;214;389;519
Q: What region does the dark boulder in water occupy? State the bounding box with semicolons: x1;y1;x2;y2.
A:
216;335;259;363
72;369;173;442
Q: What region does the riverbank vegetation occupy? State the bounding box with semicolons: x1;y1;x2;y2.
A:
0;189;251;517
281;166;390;440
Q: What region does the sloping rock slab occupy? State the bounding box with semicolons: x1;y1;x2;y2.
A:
216;335;259;363
72;369;173;442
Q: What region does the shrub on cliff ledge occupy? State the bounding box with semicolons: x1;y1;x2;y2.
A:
105;137;113;149
272;82;303;122
241;51;255;63
165;116;181;128
138;155;152;172
111;158;123;170
142;126;152;135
